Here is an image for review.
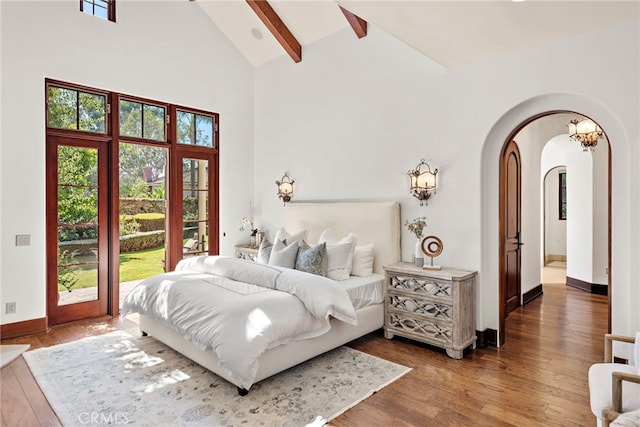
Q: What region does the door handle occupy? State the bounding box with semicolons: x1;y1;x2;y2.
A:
516;232;525;247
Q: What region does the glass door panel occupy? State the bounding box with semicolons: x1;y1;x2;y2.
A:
57;146;99;305
48;140;108;325
182;158;209;258
118;142;167;307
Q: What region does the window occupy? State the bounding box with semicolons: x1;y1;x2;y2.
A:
559;171;567;220
177;110;215;147
47;84;108;134
119;99;167;142
45;78;219;324
80;0;116;22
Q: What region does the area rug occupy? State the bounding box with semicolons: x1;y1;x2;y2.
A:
0;344;30;368
23;330;410;426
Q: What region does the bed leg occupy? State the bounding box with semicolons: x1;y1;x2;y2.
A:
237;387;248;396
141;330;148;337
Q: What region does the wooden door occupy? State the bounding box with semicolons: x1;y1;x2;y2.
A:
499;140;522;344
167;150;219;271
47;137;109;325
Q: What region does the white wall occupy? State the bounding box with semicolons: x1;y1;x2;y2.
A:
0;1;254;324
541;138;569;263
2;2;638;340
565;146;610;285
592;142;609;285
567;153;594;283
544;167;567;261
255;21;640;337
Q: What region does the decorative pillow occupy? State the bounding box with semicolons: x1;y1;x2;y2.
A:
274;228;309;246
351;243;375;277
257;238;273;264
318;229;357;281
268;238;299;269
295;241;328;276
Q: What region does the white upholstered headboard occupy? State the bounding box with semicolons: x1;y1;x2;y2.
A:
282;201;401;274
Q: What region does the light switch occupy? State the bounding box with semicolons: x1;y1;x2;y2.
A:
16;234;31;246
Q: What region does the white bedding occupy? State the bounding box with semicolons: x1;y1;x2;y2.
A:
121;256;357;390
342;273;385;310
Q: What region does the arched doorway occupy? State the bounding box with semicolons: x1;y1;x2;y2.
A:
480;94;629;346
497;112;610;345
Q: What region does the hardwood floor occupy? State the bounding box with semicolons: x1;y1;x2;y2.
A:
1;278;608;427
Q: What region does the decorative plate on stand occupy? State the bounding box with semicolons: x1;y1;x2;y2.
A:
421;235;443;270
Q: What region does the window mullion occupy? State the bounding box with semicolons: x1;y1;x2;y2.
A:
75;90;80;131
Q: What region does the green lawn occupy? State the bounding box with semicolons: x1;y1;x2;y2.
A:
58;246;165;291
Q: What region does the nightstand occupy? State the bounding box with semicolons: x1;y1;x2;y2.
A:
234;245;259;262
382;262;477;359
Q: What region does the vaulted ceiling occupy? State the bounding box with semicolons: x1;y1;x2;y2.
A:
194;0;639;68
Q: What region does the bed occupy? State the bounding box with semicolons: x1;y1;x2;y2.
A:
123;201;400;394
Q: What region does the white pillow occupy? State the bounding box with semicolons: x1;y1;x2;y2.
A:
256;238;273;264
268;239;299;269
274;228;309;246
319;229;357;281
351;244;375;277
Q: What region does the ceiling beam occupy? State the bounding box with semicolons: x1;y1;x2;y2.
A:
339;6;367;39
246;0;302;63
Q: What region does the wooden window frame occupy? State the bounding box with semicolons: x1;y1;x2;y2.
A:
80;0;116;22
118;95;170;144
175;108;217;148
46;79;111;137
45;78;219;323
559;171;567;220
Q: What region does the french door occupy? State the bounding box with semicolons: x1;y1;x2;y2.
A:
46;137;109;325
167;150;218;271
45;79;219;325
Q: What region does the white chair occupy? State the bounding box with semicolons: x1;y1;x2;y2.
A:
589;333;640;427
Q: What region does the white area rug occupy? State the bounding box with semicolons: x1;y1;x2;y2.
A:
23;330;410;426
0;344;30;368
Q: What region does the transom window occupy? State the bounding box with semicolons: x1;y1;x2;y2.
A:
80;0;116;22
119;99;167;142
47;85;108;134
177;110;215;147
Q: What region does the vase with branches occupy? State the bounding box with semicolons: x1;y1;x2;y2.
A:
405;217;427;266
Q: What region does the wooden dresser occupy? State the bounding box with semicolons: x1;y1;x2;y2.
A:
382;263;477;359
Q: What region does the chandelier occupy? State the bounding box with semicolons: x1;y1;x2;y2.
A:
568;118;602;152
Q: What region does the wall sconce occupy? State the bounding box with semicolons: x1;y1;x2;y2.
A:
568;118;602;152
407;159;438;206
276;173;295;205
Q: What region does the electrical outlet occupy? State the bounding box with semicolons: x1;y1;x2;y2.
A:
16;234;31;246
6;302;16;314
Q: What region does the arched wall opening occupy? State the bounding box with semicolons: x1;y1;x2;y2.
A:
542;164;567;268
480;93;631;345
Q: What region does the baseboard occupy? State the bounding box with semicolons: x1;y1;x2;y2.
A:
544;254;567;264
0;317;47;340
523;284;543;305
476;328;498;348
566;276;608;295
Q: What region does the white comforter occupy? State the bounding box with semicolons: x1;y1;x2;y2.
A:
121;256;357;389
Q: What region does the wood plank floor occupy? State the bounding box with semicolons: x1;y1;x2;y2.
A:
1;277;608;426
